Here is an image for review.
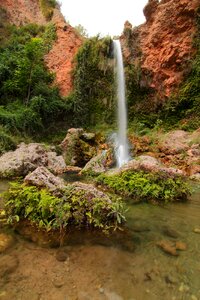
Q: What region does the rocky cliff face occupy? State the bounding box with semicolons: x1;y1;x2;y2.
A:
121;0;199;100
45;10;83;96
0;0;82;96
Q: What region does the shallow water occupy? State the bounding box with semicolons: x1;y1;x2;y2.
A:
0;181;200;300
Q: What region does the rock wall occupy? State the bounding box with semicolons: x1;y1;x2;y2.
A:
45;9;83;96
0;0;83;96
121;0;199;100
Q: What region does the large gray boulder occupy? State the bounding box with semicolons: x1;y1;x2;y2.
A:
24;166;65;194
0;143;66;178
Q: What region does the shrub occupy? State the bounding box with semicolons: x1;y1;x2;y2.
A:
96;171;190;203
0;126;16;154
3;182;126;234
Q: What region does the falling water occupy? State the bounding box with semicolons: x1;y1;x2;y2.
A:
113;40;129;167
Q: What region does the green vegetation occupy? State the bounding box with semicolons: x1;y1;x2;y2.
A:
3;182;126;233
0;126;16;154
39;0;57;20
70;36;115;127
0;23;73;139
96;171;190;203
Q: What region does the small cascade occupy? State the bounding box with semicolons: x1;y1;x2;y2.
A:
113;40;130;167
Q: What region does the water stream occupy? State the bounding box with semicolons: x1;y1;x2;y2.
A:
113;40;130;167
0;181;200;299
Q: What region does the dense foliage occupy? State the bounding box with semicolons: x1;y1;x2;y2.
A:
71;36;115;127
3;182;126;233
0;23;73;143
96;171;190;203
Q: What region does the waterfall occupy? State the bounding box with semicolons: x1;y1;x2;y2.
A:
113;40;129;168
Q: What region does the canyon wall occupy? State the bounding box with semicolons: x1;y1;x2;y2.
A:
0;0;82;96
121;0;199;101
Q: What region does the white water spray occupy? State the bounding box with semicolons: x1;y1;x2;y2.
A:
113;40;129;167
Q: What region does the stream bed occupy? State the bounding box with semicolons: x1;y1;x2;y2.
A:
0;181;200;300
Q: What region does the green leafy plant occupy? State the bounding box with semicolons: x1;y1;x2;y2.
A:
3;182;126;236
96;171;190;203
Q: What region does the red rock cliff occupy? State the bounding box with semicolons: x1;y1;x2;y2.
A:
121;0;199;100
0;0;83;96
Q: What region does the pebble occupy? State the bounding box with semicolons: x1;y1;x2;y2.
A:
99;288;104;294
193;228;200;234
53;278;64;288
179;283;190;292
175;241;187;251
165;275;178;284
56;250;68;262
156;240;178;256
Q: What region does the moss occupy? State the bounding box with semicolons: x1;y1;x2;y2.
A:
70;36;115;128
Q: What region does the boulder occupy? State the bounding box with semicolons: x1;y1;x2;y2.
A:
71;181;112;205
24;166;65;194
60;128;97;167
81;149;114;175
120;155;184;177
0;143;66;178
158;130;190;155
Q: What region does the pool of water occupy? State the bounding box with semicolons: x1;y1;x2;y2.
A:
0;181;200;300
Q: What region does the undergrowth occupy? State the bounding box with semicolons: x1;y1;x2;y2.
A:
96;171;190;203
3;182;126;234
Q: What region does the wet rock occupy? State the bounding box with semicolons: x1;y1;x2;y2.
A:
156;240;178;256
175;241;187;251
56;250;68;262
99;287;104;294
60;128;97;167
0;233;15;253
52;277;64;288
81;149;114;175
0;143;66;178
164;274;178;284
0;255;19;277
24;166;65;194
193;228;200;234
179;282;190;292
162;226;180;238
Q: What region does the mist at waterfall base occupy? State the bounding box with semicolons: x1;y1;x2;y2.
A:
113;40;130;168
